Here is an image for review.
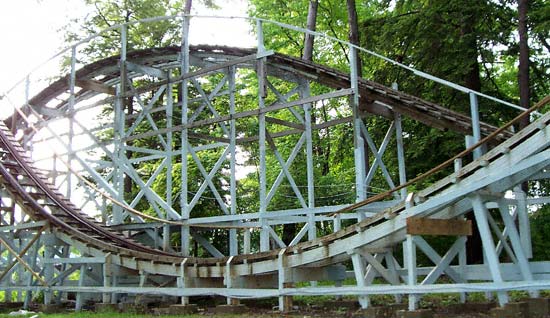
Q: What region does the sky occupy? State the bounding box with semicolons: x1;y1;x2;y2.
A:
0;0;253;95
0;0;89;94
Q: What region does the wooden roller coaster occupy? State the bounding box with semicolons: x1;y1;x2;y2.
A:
0;16;549;313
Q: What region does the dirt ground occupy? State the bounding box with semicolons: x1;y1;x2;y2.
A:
3;296;549;318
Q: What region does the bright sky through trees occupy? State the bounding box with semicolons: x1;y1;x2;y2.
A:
0;0;89;93
0;0;251;94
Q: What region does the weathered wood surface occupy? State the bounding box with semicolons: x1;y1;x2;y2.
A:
406;217;472;236
6;45;508;141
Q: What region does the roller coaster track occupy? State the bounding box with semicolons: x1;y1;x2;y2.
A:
1;83;550;302
1;17;549;309
8;46;509;140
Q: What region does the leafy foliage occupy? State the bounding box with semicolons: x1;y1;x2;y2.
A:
63;0;186;62
530;205;550;261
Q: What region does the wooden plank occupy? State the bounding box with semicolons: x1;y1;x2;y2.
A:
75;79;115;95
42;256;106;264
126;61;168;79
265;117;304;130
406;217;472;236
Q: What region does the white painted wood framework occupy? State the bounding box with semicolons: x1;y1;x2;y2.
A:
0;15;549;313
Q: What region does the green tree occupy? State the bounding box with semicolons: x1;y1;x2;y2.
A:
530;206;550;261
247;0;550;259
64;0;186;61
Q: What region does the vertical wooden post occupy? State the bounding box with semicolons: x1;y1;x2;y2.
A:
102;253;112;304
470;195;509;306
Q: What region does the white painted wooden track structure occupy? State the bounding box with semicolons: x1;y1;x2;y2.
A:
0;16;549;311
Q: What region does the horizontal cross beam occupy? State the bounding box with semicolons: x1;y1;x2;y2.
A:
406;217;472;236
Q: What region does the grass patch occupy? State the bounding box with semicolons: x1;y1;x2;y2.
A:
0;312;208;318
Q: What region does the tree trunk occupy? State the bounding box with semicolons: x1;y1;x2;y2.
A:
303;0;319;61
346;0;363;78
518;0;530;192
518;0;530;124
124;94;134;197
184;0;192;15
282;223;297;246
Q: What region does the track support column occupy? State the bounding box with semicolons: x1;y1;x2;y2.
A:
349;45;366;220
278;249;292;312
513;187;532;258
180;13;191;256
228;66;238;256
43;243;55;305
75;264;87;311
350;251;369;308
102;253;112;304
225;256;240;305
300;79;316;241
178;259;189;305
404;193;418;311
497;199;538;297
257;20;270;252
470;194;509;306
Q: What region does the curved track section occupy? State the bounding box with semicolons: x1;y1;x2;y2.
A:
1;96;550;304
0;15;548;308
8;46;508;140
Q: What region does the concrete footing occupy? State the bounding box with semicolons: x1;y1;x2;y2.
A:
395;309;433;318
353;304;407;318
152;307;171;315
38;304;63;314
526;298;550;318
168;304;199;315
0;302;24;310
211;304;247;314
324;300;360;310
490;302;529;318
94;303;118;313
489;299;550;318
446;302;495;314
119;303;147;313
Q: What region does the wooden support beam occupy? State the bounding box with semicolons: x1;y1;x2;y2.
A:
266;117;304;130
124;88;353;143
0;224;47;283
239;116;353;143
0;234;48;286
406;217;472;236
126;61;168;79
0;220;47;231
125;53;262;98
75;79;116;95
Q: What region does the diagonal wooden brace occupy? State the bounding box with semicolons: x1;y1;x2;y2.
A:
0;226;48;287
